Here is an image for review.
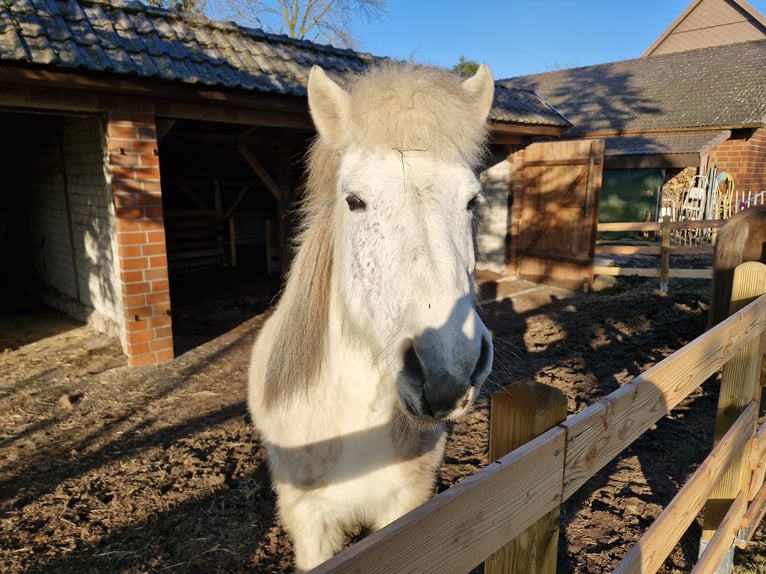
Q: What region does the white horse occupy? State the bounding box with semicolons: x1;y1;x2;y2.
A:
248;62;495;572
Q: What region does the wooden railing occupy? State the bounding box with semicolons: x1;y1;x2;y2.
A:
594;217;723;288
308;262;766;574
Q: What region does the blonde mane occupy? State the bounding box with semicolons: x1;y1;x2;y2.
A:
346;62;489;167
264;63;490;405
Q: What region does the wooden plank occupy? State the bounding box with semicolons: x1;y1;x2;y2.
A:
592;266;712;279
597;220;724;232
614;402;757;574
595;245;662;256
598;221;662;232
748;419;766;499
702;262;766;542
4;67;314;126
693;491;748;574
594;245;713;256
309;428;566;574
485;381;567;574
523;158;592;167
661;214;671;288
739;480;766;548
561;293;766;500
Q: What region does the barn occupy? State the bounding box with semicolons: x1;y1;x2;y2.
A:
0;0;569;366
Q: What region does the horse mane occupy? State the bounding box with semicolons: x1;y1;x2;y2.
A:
264;63;491;406
264;142;338;407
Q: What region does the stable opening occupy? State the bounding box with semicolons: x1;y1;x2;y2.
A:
156;118;312;353
0;111;122;351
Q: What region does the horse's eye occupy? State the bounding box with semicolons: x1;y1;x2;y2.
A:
467;194;483;212
345;194;366;211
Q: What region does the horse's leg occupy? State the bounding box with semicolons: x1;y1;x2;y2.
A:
279;493;345;572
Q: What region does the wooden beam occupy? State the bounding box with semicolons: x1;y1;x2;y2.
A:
223;185;251;219
489;122;566;138
748;419;766;499
592;266;712;279
0;67;314;129
194;132;312;146
597;220;724;233
236;145;282;201
486;380;567;574
595;245;713;256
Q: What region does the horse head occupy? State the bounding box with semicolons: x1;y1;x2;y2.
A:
307;63;495;422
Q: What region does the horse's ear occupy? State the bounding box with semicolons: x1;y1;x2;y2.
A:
461;63;495;122
307;66;352;148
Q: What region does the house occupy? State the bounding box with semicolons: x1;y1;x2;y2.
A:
0;0;568;366
643;0;766;56
469;0;766;289
501;1;766;225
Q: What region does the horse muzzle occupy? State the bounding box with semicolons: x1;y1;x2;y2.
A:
397;327;493;422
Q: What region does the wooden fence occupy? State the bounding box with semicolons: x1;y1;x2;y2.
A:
593;217;722;289
308;261;766;574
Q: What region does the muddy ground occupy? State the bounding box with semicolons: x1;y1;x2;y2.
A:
1;269;765;573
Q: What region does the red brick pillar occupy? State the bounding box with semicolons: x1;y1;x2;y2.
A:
107;111;174;366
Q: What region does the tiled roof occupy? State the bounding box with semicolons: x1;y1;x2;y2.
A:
599;130;731;157
0;0;569;128
502;40;766;135
0;0;373;96
491;84;570;127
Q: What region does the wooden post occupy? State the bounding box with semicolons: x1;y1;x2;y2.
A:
485;379;568;574
700;261;766;571
660;215;670;292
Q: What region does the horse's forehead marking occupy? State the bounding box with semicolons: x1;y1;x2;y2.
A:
338;150;478;197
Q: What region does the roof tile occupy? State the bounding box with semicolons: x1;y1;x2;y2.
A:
0;0;564;126
505;40;766;133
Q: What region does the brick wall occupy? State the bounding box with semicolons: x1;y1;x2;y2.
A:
706;126;766;191
27;116;124;336
106;111;174;367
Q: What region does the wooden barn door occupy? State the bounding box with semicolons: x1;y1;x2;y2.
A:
516;140;604;291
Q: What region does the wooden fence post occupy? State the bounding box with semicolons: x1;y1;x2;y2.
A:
485;379;568;574
700;261;766;572
660;215;670;292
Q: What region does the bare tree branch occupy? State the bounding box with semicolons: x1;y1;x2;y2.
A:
207;0;385;47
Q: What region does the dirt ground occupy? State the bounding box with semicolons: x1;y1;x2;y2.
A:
1;270;765;573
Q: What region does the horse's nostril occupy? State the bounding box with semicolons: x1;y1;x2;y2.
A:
402;340;425;383
472;335;493;384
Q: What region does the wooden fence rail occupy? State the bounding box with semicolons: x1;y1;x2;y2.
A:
594;217;723;288
308;262;766;574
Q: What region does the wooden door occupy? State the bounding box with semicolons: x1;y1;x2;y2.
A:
516;139;603;291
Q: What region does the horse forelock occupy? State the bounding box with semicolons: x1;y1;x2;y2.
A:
264;141;338;407
345;62;489;167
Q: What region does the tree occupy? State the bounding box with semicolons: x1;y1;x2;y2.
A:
209;0;386;48
145;0;207;16
452;56;480;76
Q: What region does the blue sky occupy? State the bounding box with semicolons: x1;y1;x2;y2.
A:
353;0;766;79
